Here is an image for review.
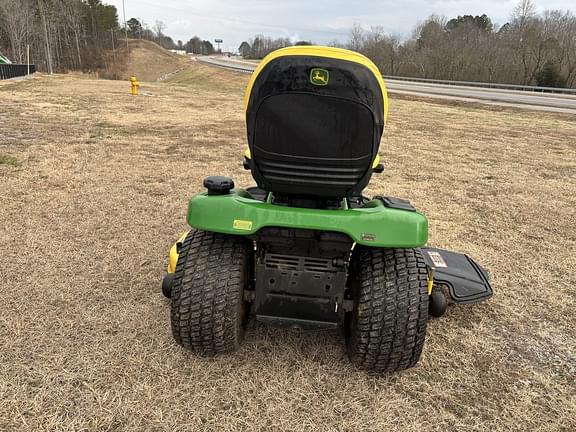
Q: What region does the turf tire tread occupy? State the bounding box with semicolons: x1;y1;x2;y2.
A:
347;248;429;373
170;229;252;355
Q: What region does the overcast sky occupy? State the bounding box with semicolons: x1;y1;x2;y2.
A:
106;0;575;52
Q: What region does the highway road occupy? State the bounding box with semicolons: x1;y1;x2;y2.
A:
198;56;576;114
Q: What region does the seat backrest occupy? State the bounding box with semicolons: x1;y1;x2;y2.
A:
245;46;388;199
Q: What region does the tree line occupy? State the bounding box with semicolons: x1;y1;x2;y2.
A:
238;36;312;59
123;18;216;55
2;0;573;87
0;1;216;72
239;1;575;88
0;0;120;73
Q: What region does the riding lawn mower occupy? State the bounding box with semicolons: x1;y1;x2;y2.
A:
161;46;492;373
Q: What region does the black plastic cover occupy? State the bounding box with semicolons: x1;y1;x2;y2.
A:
421;247;493;304
203;176;234;195
246;186;268;202
374;196;417;212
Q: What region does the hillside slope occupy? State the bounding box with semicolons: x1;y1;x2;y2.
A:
164;61;250;92
103;39;189;82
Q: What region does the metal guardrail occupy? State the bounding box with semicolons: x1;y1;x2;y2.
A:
0;64;36;80
382;75;576;95
197;57;254;74
198;57;576;95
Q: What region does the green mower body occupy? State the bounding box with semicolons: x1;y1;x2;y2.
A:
186;189;428;248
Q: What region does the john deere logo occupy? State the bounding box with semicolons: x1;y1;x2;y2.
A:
310;68;329;86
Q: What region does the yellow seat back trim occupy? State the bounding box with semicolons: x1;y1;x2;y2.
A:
243;46;389;124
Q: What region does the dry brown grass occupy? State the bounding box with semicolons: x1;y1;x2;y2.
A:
0;62;575;432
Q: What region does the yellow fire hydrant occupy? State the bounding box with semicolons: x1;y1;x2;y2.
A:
130;76;140;96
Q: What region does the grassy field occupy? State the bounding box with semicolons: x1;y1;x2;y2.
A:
1;64;575;432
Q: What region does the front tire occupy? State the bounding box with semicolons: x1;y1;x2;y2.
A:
170;229;253;355
346;248;429;373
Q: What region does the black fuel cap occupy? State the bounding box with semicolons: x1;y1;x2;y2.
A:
203;176;235;195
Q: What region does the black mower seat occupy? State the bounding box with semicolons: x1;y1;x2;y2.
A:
244;46;389;200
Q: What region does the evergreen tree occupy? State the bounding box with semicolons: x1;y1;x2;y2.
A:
536;61;567;87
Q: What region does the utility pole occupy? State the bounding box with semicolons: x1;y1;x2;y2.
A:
122;0;129;51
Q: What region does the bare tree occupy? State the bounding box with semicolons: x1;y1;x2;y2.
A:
513;0;537;29
348;23;364;52
0;0;33;63
327;39;345;48
0;0;123;73
361;26;402;75
37;0;53;74
246;35;294;59
153;20;166;39
344;1;576;88
60;0;83;68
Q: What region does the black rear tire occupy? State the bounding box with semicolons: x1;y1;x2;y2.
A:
162;274;174;299
346;248;429;373
170;229;253;355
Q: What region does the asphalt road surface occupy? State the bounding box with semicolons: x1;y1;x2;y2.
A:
198;56;576;114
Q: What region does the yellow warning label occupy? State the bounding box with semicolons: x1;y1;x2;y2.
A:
233;219;253;231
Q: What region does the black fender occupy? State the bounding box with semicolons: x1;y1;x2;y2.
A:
420;247;493;304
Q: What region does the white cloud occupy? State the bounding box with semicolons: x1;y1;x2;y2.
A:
107;0;575;51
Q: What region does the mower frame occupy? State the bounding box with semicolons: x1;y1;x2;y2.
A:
186;189;428;248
